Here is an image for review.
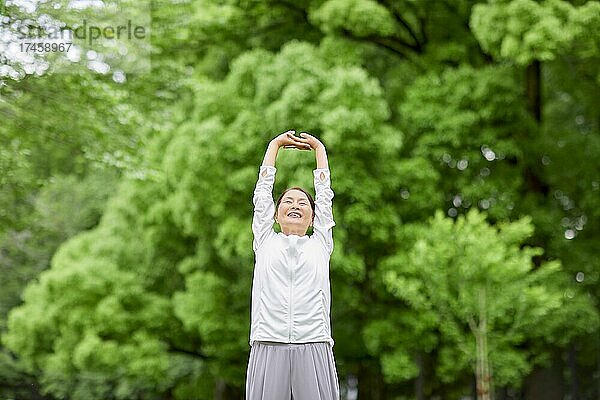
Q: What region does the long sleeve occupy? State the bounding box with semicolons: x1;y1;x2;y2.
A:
312;168;335;255
252;165;277;252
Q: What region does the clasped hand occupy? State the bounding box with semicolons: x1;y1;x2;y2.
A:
273;130;323;151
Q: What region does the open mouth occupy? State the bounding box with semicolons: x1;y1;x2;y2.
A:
287;212;302;218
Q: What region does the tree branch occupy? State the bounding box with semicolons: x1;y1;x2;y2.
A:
340;28;410;59
168;345;212;360
375;0;424;51
274;0;310;21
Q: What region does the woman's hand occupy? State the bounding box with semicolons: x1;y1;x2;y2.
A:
298;132;324;151
272;130;312;150
298;132;328;169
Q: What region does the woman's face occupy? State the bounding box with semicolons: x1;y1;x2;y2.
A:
275;189;314;235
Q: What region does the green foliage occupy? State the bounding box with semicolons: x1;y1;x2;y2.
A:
2;195;201;398
1;0;599;398
310;0;397;37
379;209;598;387
400;64;534;221
0;170;119;398
471;0;600;64
0;171;116;318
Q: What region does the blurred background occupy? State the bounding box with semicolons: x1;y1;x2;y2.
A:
1;0;599;399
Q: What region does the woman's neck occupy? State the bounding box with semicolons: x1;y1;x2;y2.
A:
281;227;308;236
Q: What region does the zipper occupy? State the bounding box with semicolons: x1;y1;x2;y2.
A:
288;255;294;341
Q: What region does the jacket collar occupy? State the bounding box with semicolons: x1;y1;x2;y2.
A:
277;231;309;246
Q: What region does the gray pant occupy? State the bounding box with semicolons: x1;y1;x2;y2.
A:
245;341;340;400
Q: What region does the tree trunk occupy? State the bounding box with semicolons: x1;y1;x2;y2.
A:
597;333;600;400
496;386;508;400
357;359;386;400
568;343;579;400
414;352;425;400
521;59;551;200
524;352;565;400
526;60;541;122
474;287;493;400
475;332;493;400
214;378;243;400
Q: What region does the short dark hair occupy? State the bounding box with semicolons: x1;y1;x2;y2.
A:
274;187;315;221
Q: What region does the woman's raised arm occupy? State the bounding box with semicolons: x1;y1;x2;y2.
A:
297;132;328;169
296;132;335;255
253;131;310;252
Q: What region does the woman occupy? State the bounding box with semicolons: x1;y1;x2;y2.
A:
246;130;340;400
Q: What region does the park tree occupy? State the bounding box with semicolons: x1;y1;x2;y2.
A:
470;1;600;396
374;210;597;399
2;0;599;399
6;33;599;398
1;0;200;394
4;39;408;398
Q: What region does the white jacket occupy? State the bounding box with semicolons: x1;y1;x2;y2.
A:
249;165;336;347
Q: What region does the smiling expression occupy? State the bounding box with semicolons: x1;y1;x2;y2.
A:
275;189;314;236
